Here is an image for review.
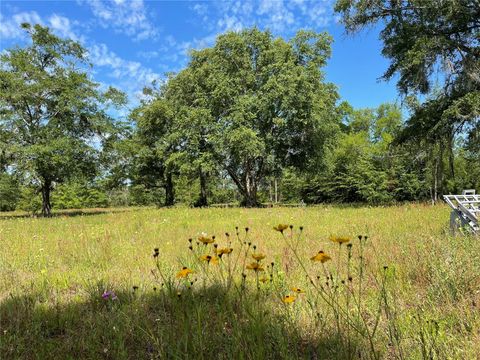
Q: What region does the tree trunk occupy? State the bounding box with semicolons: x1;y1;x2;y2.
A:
195;166;208;207
438;140;445;197
241;171;258;207
448;128;455;181
430;146;438;205
41;180;52;217
164;171;175;206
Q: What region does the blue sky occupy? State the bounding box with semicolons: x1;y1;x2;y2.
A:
0;0;400;112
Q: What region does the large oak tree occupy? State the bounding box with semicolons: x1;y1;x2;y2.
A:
142;28;340;207
0;24;125;216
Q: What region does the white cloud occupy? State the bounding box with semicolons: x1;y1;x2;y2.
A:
89;43;161;101
191;0;335;38
0;9;160;106
257;0;295;32
0;11;86;42
0;11;43;39
48;14;84;42
80;0;159;41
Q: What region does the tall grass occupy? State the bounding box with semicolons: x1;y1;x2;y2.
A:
1;204;479;359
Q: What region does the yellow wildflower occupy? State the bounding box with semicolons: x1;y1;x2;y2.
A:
246;262;265;272
259;276;269;283
291;287;305;294
216;247;233;256
176;266;194;278
198;236;214;245
273;224;289;232
252;253;266;261
310;250;332;263
282;295;296;303
200;255;218;264
329;235;351;244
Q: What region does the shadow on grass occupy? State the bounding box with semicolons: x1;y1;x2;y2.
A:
0;283;362;360
0;207;140;220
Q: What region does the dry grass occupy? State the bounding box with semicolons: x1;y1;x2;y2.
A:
1;204;479;359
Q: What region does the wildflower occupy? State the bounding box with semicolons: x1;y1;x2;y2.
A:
176;267;194;278
200;255;218;264
259;276;269;283
282;295;296;304
252;253;266;261
273;224;289;233
310;251;332;263
329;235;351;244
246;262;264;272
198;236;214;245
291;287;305;294
216;247;233;256
102;290;117;300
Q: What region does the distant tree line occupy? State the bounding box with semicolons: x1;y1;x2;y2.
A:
1;0;479;215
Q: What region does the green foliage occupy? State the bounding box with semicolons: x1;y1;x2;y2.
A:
301;103;428;204
16;186;42;213
334;0;480;153
137;28;341;207
52;181;108;209
0;173;19;211
0;24;125;215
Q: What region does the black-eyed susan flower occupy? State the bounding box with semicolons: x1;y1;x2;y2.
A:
198;236;214;245
291;287;305;294
246;262;264;272
200;255;218;265
310;251;332;263
329;235;351;244
282;295;296;303
273;224;289;232
176;267;194;278
252;253;266;261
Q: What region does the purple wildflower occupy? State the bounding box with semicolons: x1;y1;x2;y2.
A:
102;290;118;301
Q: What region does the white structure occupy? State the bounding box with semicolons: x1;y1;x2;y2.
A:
443;190;479;234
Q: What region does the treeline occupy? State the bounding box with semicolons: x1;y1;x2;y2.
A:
1;1;479;215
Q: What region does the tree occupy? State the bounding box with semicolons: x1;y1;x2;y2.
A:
161;28;340;206
335;0;480;142
131;95;180;206
0;24;126;216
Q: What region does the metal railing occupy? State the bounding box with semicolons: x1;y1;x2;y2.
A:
443;190;479;234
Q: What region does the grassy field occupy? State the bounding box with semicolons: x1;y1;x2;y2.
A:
1;204;479;359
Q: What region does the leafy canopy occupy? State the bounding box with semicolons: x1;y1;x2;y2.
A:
0;24;126;215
